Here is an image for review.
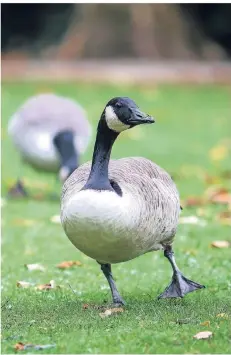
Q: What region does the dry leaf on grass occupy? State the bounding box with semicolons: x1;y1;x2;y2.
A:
179;216;207;227
56;260;82;269
24;263;45;272
83;304;89;309
17;280;60;291
36;280;56;290
12;218;37;227
17;281;34;288
50;215;61;224
211;240;230;248
217;211;231;226
182;197;205;208
193;331;213;340
206;187;231;205
99;307;124;318
216;313;229;319
201;320;210;327
14;342;55;351
209;144;229;162
204;174;222;185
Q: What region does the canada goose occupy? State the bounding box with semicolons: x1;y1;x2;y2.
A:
8;93;91;196
61;97;205;305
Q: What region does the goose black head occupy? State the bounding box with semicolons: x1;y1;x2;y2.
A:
102;97;155;133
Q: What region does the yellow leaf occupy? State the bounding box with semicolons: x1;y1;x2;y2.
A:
99;307;124;318
201;320;210;327
36;280;56;291
50;215;61;224
56;261;82;269
216;313;229;319
209;145;228;162
211;240;230;248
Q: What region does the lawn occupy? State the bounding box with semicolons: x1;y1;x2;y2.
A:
1;82;231;354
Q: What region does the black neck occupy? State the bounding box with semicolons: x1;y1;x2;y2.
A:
83;118;119;191
53;130;78;170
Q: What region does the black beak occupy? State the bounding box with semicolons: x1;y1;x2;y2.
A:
129;108;155;125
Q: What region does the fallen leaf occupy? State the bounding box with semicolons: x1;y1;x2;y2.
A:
50;215;61;224
14;342;32;351
182;197;205;208
33;192;46;200
217;211;231;226
201;320;210;327
204;174;222;185
24;263;45;272
12;218;37;227
17;281;33;288
209;144;229;162
179;216;207;226
216;313;229;319
14;342;55;351
193;331;213;340
99;307;124;318
56;261;82;269
206;187;231;205
36;280;56;290
211;240;230;248
83;304;89;309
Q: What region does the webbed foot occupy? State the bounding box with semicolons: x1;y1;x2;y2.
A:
158;271;205;299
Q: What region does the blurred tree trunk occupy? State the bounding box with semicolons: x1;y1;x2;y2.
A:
41;3;226;60
50;4;95;59
129;4;160;58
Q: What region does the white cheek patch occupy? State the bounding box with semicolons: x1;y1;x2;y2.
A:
105;106;130;133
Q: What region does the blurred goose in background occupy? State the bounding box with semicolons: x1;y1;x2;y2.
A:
8;93;91;197
61;97;205;306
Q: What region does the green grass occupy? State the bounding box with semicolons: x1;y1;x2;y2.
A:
1;82;231;354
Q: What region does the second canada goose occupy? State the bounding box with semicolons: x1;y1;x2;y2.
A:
61;97;205;305
8;93;91;196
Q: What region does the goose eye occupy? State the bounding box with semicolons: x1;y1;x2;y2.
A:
115;103;122;108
